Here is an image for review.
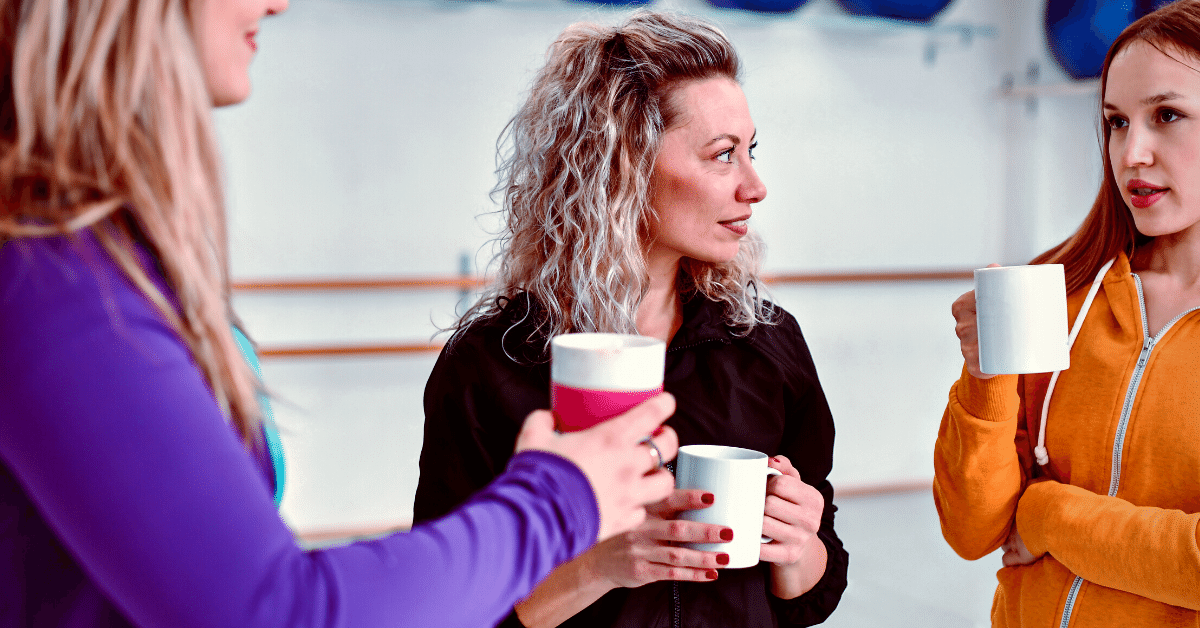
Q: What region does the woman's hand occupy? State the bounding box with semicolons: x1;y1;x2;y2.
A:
761;455;829;600
1000;527;1040;567
583;489;732;590
760;456;823;566
511;487;729;627
514;393;679;542
952;266;999;380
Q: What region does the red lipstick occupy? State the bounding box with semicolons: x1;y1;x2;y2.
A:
1127;178;1168;209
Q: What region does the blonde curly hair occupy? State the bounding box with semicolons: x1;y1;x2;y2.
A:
457;10;773;352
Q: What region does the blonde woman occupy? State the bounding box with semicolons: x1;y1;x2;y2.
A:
0;1;680;626
416;12;847;628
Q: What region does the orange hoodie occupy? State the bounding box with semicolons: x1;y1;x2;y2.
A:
934;252;1200;628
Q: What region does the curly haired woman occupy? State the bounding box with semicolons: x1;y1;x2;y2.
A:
415;12;848;628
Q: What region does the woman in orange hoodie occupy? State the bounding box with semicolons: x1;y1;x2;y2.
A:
935;2;1200;627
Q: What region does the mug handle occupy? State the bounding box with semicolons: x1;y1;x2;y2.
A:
761;467;783;544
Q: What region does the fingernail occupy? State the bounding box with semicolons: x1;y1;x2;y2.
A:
701;493;714;505
716;553;729;565
651;426;665;437
706;569;718;580
719;528;734;541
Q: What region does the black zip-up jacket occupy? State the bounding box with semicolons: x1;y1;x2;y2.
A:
415;294;848;628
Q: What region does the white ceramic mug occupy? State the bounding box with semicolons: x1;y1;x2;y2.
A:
550;333;665;432
674;445;782;569
974;264;1070;375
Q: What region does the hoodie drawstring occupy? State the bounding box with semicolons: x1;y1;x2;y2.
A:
1035;257;1116;466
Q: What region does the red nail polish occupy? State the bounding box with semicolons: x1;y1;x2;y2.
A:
701;493;714;505
716;553;729;565
652;426;665;437
719;528;734;541
706;569;718;580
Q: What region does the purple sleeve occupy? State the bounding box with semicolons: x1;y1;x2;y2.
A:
0;235;599;628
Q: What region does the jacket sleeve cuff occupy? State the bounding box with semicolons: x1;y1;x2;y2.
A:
767;526;848;626
953;364;1020;423
1015;479;1058;557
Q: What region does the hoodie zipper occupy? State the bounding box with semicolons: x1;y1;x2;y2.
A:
667;337;728;355
1056;274;1200;628
663;459;683;628
665;336;723;628
672;581;681;628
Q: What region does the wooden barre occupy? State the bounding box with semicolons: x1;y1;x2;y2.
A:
292;478;933;545
833;478;932;499
233;269;974;293
764;270;973;284
233;276;489;292
248;269;975;359
257;343;444;358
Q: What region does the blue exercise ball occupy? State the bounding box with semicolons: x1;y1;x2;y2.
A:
1139;0;1176;15
833;0;955;24
705;0;811;14
1045;0;1139;80
574;0;653;6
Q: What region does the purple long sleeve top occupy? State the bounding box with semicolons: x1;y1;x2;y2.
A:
0;231;599;628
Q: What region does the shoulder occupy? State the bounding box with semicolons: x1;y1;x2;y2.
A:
739;300;822;384
1;233;160;338
423;294;551;427
1065;252;1130;301
2;225;166;304
759;299;801;331
443;293;550;365
0;232;196;422
2;233;104;303
429;294;550;396
744;300;807;349
1063;253;1133;322
681;295;810;358
2;228;179;345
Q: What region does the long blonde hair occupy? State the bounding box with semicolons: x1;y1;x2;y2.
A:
0;0;262;449
457;11;772;352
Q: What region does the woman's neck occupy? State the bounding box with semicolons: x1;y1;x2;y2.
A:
1134;230;1200;284
1130;229;1200;335
637;249;683;344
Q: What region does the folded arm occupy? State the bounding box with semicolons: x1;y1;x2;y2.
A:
1017;480;1200;610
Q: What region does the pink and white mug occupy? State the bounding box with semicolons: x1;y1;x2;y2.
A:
550;333;666;432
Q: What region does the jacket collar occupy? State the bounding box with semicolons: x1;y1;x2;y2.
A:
668;292;737;351
491;291;737;362
1102;251;1141;338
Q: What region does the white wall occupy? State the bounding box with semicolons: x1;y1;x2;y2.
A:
217;0;1104;532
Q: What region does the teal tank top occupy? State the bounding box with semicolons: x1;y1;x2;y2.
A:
232;326;287;508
